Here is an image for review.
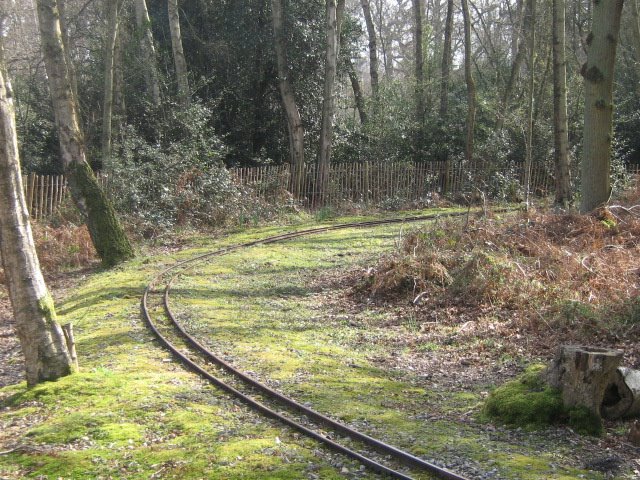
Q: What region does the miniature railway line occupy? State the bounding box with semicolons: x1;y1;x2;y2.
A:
141;212;483;480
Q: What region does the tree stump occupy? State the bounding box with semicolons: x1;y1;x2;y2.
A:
545;345;623;418
601;367;640;419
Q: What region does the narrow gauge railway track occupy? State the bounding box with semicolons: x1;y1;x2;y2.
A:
142;211;487;480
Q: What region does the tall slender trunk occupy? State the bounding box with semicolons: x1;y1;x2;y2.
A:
439;0;454;193
553;0;571;206
36;0;134;267
630;0;640;93
101;0;122;169
271;0;305;198
113;21;126;130
439;0;454;118
348;60;367;125
413;0;425;157
581;0;624;212
0;39;74;387
360;0;379;98
461;0;476;168
496;0;528;132
523;0;536;207
134;0;161;106
315;0;345;207
167;0;190;107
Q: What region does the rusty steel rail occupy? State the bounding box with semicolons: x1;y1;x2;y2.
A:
141;211;495;479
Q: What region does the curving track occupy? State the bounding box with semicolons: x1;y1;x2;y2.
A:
141;211;486;480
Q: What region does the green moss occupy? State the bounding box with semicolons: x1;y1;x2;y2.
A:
36;292;57;324
483;365;604;436
0;209;610;479
567;406;603;436
483;365;565;428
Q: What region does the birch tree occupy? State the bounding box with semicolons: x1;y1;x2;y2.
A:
101;0;123;169
580;0;624;212
0;35;74;387
36;0;135;267
134;0;161;106
167;0;190;107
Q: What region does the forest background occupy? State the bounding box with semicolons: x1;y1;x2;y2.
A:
2;0;639;228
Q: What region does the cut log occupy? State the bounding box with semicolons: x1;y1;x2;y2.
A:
601;367;640;419
545;345;623;418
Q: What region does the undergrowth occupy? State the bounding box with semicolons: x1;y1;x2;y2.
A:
359;204;640;343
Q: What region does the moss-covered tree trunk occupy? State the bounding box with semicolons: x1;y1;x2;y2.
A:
580;0;624;213
36;0;134;267
0;43;74;386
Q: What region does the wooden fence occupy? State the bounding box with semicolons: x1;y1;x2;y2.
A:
19;163;640;219
231;160;556;206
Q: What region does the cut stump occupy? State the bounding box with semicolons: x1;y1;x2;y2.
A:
545;345;623;418
602;367;640;419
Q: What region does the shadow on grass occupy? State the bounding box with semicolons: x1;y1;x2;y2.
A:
58;286;142;316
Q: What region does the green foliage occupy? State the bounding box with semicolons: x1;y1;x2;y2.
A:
109;104;243;232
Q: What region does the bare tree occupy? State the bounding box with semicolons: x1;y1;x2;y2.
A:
36;0;135;267
581;0;624;212
271;0;305;198
167;0;190;107
0;33;74;386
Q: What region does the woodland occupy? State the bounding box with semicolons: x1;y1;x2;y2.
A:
1;0;640;478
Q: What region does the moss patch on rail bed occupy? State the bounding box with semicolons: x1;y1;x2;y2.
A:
0;207;625;479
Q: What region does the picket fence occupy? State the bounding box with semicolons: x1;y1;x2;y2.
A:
20;162;640;219
231;160;555;206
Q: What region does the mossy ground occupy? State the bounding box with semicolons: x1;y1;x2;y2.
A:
0;207;608;479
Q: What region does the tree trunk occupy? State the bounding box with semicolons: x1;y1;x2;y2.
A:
413;0;425;129
439;0;454;118
36;0;135;267
580;0;624;213
0;47;74;387
167;0;190;107
630;0;640;86
546;345;623;420
461;0;476;169
360;0;379;98
315;0;345;207
553;0;571;206
348;61;367;125
134;0;161;107
496;0;527;132
439;0;454;193
271;0;305;199
101;0;122;170
523;0;536;208
602;367;640;419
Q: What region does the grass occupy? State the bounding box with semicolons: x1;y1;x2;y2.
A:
0;206;609;479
